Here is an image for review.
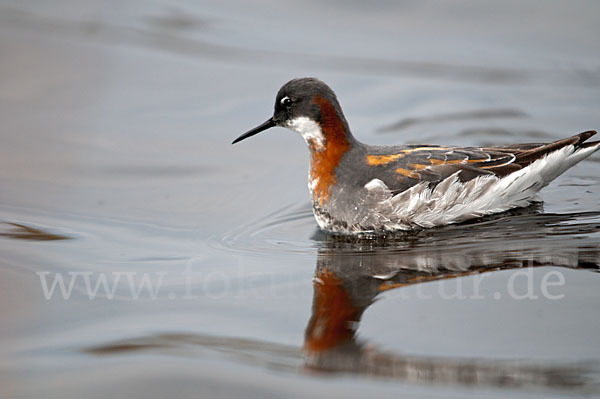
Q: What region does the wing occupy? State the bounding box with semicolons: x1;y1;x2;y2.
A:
364;131;597;192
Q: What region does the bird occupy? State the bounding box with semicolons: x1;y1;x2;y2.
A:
232;77;599;234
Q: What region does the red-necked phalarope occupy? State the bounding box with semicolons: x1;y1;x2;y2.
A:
233;77;599;234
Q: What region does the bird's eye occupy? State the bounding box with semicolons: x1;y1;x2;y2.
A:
281;97;293;108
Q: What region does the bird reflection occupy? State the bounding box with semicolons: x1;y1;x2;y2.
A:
84;207;600;392
304;207;600;389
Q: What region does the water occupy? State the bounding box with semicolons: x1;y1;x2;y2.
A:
1;1;600;398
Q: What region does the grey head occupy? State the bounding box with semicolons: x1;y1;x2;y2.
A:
232;77;350;145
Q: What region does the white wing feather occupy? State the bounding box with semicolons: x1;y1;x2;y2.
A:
353;144;599;232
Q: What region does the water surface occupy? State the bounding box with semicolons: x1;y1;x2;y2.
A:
1;1;600;398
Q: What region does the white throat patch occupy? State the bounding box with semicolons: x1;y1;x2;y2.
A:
286;117;325;151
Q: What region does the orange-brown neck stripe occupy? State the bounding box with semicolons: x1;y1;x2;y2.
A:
309;95;350;205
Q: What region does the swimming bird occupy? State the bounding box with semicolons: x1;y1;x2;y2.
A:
233;78;599;234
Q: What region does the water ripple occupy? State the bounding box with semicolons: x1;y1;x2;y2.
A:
208;202;320;256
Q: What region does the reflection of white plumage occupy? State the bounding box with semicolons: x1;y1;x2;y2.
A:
234;78;599;234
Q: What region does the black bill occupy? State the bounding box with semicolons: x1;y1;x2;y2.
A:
232;118;276;144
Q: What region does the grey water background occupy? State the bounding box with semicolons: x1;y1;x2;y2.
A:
1;1;600;398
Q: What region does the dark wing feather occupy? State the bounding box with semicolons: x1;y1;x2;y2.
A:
373;131;597;193
482;130;597;173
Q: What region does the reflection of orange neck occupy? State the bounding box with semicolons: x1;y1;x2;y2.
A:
309;96;351;206
304;269;359;352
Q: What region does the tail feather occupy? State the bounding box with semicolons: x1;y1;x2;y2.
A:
514;130;597;166
580;140;600;150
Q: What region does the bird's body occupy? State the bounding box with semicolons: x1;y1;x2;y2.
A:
233;78;600;234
